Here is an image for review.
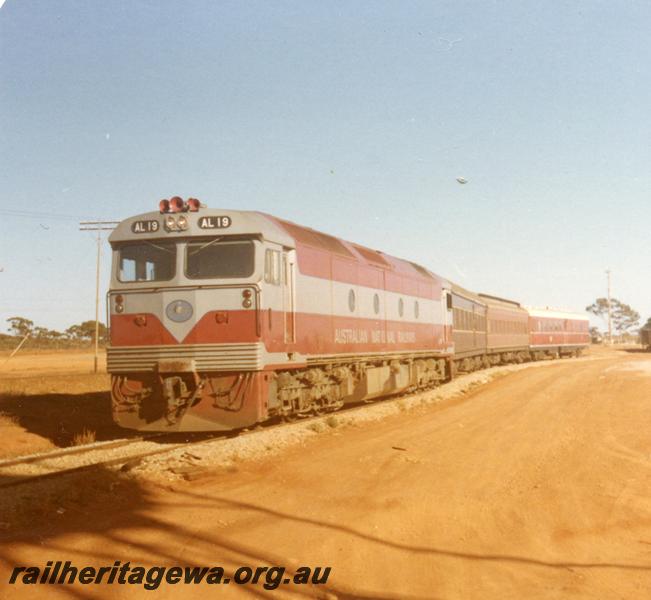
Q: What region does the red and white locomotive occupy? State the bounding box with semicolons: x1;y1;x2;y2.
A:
108;198;589;431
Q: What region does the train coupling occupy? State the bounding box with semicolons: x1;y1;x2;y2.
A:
157;360;203;425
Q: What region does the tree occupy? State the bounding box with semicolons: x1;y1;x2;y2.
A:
66;321;107;342
589;326;602;343
586;298;640;335
30;327;64;340
79;320;107;342
65;324;83;340
32;326;50;339
6;316;34;337
643;317;651;330
47;330;65;341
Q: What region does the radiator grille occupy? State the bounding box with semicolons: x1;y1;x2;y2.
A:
107;343;263;372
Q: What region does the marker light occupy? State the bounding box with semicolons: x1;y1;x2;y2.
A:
242;289;252;299
186;198;200;212
169;196;184;213
159;199;170;213
177;215;188;230
242;299;252;309
115;294;124;313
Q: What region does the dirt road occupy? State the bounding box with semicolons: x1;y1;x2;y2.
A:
2;351;650;598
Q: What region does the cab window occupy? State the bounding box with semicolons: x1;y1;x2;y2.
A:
185;239;255;279
118;242;176;282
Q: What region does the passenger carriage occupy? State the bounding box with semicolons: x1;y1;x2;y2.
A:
480;294;530;364
526;307;590;358
449;287;531;372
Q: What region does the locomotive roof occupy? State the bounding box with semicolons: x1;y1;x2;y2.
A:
266;214;449;284
110;206;450;285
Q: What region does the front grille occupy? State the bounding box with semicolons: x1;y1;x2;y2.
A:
107;343;263;372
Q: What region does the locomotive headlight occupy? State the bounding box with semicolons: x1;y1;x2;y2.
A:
115;294;124;313
164;215;178;231
242;298;252;309
177;215;188;230
169;196;184;212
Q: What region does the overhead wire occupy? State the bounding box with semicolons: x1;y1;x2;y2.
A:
6;209;112;221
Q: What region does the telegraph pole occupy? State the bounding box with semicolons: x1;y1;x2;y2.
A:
80;221;120;372
606;269;612;345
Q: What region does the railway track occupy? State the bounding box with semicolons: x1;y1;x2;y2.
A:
0;409;350;490
0;392;414;490
0;430;228;490
0;434;161;468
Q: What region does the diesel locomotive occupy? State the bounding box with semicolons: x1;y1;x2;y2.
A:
107;197;590;431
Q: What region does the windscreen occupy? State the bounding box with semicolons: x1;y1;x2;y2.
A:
118;242;176;282
185;239;255;279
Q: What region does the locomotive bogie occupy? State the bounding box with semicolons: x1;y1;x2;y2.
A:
112;371;271;431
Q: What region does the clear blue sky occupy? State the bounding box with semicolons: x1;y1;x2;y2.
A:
1;1;649;332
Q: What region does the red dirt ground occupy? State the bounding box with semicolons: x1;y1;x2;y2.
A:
1;348;650;598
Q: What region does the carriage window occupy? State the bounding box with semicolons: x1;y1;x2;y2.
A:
186;240;255;279
264;249;281;285
118;242;176;282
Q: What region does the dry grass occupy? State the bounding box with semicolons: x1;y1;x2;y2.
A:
0;373;109;397
72;428;97;446
308;421;325;433
325;415;339;428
